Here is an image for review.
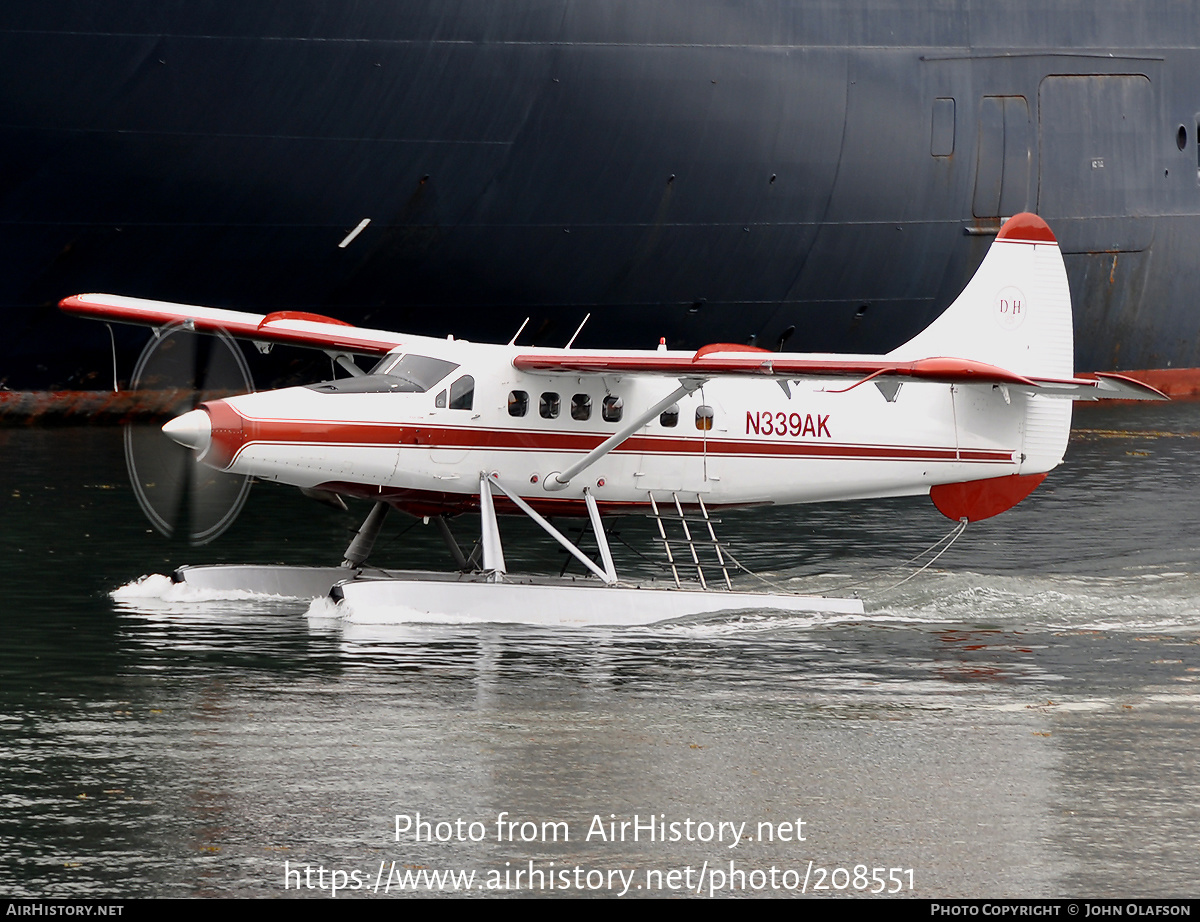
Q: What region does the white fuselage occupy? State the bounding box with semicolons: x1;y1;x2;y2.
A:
198;338;1066;515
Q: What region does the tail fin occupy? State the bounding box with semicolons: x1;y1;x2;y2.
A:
896;214;1074;521
887;213;1073;380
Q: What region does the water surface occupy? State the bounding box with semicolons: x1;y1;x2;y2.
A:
1;404;1197;897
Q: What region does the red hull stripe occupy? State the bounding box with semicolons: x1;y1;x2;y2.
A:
1097;367;1200;399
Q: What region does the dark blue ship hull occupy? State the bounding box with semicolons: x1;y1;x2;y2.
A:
4;2;1200;390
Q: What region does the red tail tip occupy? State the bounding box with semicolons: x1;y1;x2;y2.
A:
996;213;1057;245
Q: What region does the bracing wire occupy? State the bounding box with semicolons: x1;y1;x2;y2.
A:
710;516;970;598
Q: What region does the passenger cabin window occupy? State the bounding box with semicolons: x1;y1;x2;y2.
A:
660;404;679;427
602;395;623;423
449;375;474;410
540;392;560;419
695;405;714;431
508;390;529;417
571;394;592;421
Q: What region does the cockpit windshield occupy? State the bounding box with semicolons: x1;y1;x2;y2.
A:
369;353;459;389
308;353;459;394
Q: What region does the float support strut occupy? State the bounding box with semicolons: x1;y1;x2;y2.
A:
342;501;390;568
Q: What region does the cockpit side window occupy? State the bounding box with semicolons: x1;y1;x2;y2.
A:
449;375;474;410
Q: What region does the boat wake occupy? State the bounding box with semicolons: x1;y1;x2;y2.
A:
109;564;1200;637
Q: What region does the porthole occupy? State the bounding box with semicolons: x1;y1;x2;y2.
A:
540;392;560;419
602;395;623;422
695;405;714;431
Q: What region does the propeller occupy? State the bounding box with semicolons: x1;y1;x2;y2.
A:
124;323;254;544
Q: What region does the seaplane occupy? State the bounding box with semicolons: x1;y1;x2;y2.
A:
61;213;1165;626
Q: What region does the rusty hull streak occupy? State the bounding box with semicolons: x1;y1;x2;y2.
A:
0;390;242;425
1107;368;1200;400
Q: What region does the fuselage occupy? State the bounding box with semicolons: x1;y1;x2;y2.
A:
7;1;1200;391
190;337;1045;517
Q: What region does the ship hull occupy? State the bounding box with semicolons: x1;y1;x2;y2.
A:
4;2;1200;390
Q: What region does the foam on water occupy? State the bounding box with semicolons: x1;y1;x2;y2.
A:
110;573;304;617
867;568;1200;632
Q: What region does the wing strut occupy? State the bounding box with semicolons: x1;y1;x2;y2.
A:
543;378;706;491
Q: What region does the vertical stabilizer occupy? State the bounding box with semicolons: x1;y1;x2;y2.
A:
887;213;1073;380
899;214;1075;520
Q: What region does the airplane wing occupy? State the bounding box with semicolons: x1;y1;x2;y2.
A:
512;348;1169;401
60;293;404;356
62;294;1167;400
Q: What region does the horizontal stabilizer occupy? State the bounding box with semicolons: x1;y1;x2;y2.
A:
1054;372;1169;401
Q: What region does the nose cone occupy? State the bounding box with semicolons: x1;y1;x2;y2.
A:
163;408;212;453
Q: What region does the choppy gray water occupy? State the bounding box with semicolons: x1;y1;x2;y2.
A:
1;404;1198;898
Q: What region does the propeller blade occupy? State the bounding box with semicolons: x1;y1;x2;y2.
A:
124;323;255;544
124;421;189;539
187;448;252;545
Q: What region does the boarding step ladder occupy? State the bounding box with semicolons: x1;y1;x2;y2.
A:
647;493;733;590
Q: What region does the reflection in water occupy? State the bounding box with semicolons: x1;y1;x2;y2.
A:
0;405;1198;896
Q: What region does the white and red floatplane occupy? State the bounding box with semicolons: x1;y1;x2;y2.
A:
61;213;1165;625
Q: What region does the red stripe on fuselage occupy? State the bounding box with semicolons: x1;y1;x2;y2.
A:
212;407;1013;468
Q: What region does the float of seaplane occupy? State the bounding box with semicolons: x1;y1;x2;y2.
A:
60;214;1166;626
